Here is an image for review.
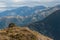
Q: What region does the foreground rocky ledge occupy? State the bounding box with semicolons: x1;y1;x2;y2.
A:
0;26;53;40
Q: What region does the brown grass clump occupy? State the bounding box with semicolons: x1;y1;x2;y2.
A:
0;26;53;40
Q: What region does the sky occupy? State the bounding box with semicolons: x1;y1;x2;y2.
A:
0;0;60;12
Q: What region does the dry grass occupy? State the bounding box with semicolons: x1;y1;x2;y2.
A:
0;26;53;40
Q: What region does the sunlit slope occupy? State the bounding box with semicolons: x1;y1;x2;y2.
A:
0;26;53;40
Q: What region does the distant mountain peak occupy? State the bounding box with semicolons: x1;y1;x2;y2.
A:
0;5;47;17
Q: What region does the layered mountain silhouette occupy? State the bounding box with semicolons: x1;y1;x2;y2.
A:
28;10;60;40
0;5;60;40
0;5;60;29
0;6;46;17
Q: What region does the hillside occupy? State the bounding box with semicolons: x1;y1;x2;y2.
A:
0;23;53;40
42;10;60;40
28;10;60;40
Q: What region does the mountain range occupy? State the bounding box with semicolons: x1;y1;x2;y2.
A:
0;5;60;40
0;5;60;29
28;8;60;40
0;6;46;17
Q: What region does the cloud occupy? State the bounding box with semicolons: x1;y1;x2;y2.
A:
0;0;60;12
11;0;57;7
12;0;54;3
40;0;54;2
0;0;60;7
0;2;7;12
0;2;6;7
12;0;25;3
13;0;21;3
